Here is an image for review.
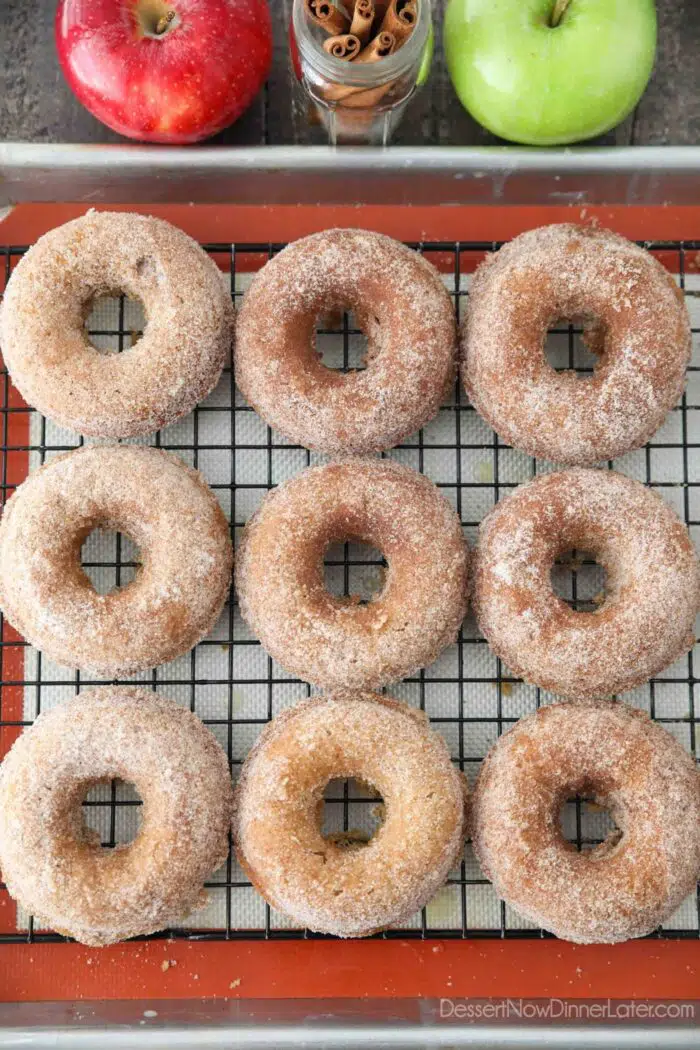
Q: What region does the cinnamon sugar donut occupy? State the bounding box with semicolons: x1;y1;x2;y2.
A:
463;225;691;465
0;211;232;437
236;459;469;689
472;701;700;943
0;445;233;677
235;229;457;453
474;469;698;700
0;688;234;946
233;692;467;937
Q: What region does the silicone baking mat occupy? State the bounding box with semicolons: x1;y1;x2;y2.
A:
0;238;698;944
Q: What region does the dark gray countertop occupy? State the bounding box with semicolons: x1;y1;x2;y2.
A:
2;0;699;147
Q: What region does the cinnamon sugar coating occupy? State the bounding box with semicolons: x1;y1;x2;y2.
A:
0;211;232;438
235;229;457;454
472;701;700;944
0;688;234;946
0;445;233;677
235;458;469;690
473;468;699;700
463;224;691;466
233;692;468;937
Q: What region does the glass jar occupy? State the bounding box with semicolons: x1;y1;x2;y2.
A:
291;0;433;145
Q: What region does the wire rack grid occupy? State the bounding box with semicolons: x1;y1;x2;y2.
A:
0;236;699;945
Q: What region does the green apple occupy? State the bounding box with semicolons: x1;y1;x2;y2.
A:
444;0;657;146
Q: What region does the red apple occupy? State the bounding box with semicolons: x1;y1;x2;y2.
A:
56;0;272;144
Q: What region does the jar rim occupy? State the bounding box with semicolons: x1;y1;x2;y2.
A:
292;0;431;86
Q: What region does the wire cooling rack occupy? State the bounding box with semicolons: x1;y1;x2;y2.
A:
0;238;699;944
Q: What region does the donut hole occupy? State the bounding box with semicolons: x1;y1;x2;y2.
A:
550;549;607;613
544;316;604;378
320;777;385;850
315;309;372;373
80;528;142;596
559;793;621;855
84;292;146;354
324;541;387;605
81;779;143;848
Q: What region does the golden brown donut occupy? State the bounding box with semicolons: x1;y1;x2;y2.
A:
463;224;691;465
233;692;468;936
473;468;698;700
236;458;469;689
0;211;232;438
0;445;233;677
472;701;700;944
0;688;234;946
235;229;457;453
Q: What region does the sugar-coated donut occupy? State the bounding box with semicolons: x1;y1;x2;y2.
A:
0;688;234;946
0;445;233;677
463;224;691;465
233;692;467;937
472;701;700;943
236;459;469;689
235;229;457;453
0;211;232;437
473;468;698;700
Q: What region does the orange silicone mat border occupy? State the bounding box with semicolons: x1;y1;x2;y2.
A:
1;938;700;1002
5;202;700;248
0;202;699;1003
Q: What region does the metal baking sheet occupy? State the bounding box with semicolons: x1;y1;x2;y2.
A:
1;999;699;1049
0;229;699;1046
3;144;700;206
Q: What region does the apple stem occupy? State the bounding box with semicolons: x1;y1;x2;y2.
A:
155;10;176;34
550;0;571;26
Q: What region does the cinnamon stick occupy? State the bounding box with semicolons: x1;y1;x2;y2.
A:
329;80;395;107
323;33;362;60
379;0;417;45
305;0;350;36
349;0;375;45
322;32;396;105
354;29;396;63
